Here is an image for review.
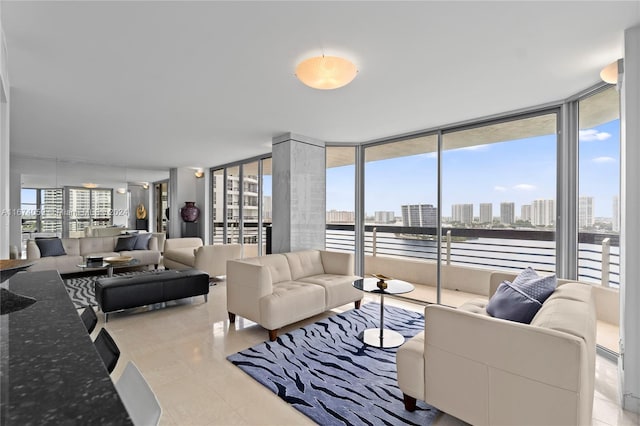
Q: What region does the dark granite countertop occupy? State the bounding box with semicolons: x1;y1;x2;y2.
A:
1;270;132;425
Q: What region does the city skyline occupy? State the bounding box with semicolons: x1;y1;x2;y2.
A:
327;119;620;219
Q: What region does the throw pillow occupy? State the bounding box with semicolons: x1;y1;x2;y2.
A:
114;236;137;252
511;267;557;304
35;238;67;257
133;233;152;250
486;281;543;324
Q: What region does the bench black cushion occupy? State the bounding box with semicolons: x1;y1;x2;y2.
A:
95;269;209;318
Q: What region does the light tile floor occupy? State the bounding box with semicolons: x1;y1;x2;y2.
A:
94;281;639;426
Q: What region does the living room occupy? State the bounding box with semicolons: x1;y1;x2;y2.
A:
1;1;640;425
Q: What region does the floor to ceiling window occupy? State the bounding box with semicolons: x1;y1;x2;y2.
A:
441;112;558;273
210;155;272;255
578;86;620;287
363;135;438;271
66;187;113;237
326;146;356;253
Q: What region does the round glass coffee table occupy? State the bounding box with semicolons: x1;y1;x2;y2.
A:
353;276;415;348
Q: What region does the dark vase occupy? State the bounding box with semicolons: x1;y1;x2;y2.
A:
180;202;200;223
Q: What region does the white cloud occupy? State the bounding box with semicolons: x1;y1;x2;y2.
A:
419;152;437;159
459;144;490;151
513;184;536;191
494;186;507;192
579;129;612;142
592;156;616;163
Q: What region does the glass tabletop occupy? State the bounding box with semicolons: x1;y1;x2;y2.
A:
352;277;414;295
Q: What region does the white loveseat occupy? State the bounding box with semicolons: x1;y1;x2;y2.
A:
27;236;161;275
226;250;363;341
397;277;596;426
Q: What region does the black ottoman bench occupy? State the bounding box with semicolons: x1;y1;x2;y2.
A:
95;269;209;321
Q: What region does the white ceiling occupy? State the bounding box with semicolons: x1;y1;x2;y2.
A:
2;1;639;171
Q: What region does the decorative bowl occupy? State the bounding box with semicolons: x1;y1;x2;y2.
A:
104;256;133;265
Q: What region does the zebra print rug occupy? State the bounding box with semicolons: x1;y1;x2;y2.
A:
63;271;151;309
227;303;439;425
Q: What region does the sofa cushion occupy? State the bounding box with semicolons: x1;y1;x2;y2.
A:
511;267;557;304
35;238;67;257
299;274;362;308
254;254;292;284
114;236;137;252
486;281;542;324
284;251;325;280
133;233;152;250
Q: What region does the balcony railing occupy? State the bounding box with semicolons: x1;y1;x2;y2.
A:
326;224;620;287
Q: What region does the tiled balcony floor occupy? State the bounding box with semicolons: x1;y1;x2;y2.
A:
96;281;638;426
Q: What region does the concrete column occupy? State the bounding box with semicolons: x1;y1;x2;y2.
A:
0;24;9;259
620;24;640;415
272;133;325;253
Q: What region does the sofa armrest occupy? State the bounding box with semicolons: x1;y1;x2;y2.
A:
26;240;41;259
226;260;273;321
425;304;586;392
194;244;242;277
319;250;354;275
163;237;203;251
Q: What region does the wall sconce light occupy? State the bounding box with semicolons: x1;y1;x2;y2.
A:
142;183;149;190
194;170;204;178
296;55;358;90
116;188;127;195
600;58;623;84
82;183;98;189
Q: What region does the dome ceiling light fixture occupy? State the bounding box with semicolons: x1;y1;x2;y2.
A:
600;58;623;84
295;55;358;90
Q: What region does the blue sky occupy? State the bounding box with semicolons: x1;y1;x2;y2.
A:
327;119;620;218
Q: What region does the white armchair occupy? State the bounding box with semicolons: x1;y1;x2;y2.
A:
163;238;241;279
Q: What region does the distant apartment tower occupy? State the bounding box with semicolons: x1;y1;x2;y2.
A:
451;204;473;225
263;195;272;222
613;195;620;232
479;203;493;224
500;202;515;225
326;210;355;223
521;204;532;223
401;204;437;227
579;196;594;229
533;199;555;226
374;211;395;224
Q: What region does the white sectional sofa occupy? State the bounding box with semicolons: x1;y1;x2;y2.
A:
226;249;363;341
397;278;596;426
27;236;161;274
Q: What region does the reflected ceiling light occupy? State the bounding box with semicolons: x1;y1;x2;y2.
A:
600;59;623;84
295;55;358;90
82;183;98;189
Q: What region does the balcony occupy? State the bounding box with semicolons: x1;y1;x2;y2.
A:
327;223;620;354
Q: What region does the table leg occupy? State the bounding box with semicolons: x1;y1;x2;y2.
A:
360;291;405;348
379;293;385;342
107;265;114;278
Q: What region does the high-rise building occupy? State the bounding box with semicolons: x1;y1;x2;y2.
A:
401;204;437;227
263;195;272;222
579;196;594;229
500;202;515;225
326;210;355;223
451;204;473;225
533;199;555;227
211;173;260;223
374;211;395;224
479;203;493;224
613;195;619;232
521;204;532;223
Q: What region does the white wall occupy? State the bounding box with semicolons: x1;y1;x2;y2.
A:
620;24;640;415
0;15;10;258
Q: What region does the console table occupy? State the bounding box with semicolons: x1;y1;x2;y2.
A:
0;270;132;424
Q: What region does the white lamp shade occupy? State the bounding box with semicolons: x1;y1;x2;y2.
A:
296;56;358;90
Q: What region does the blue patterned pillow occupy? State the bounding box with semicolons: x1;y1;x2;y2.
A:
486;281;542;324
512;267;557;304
